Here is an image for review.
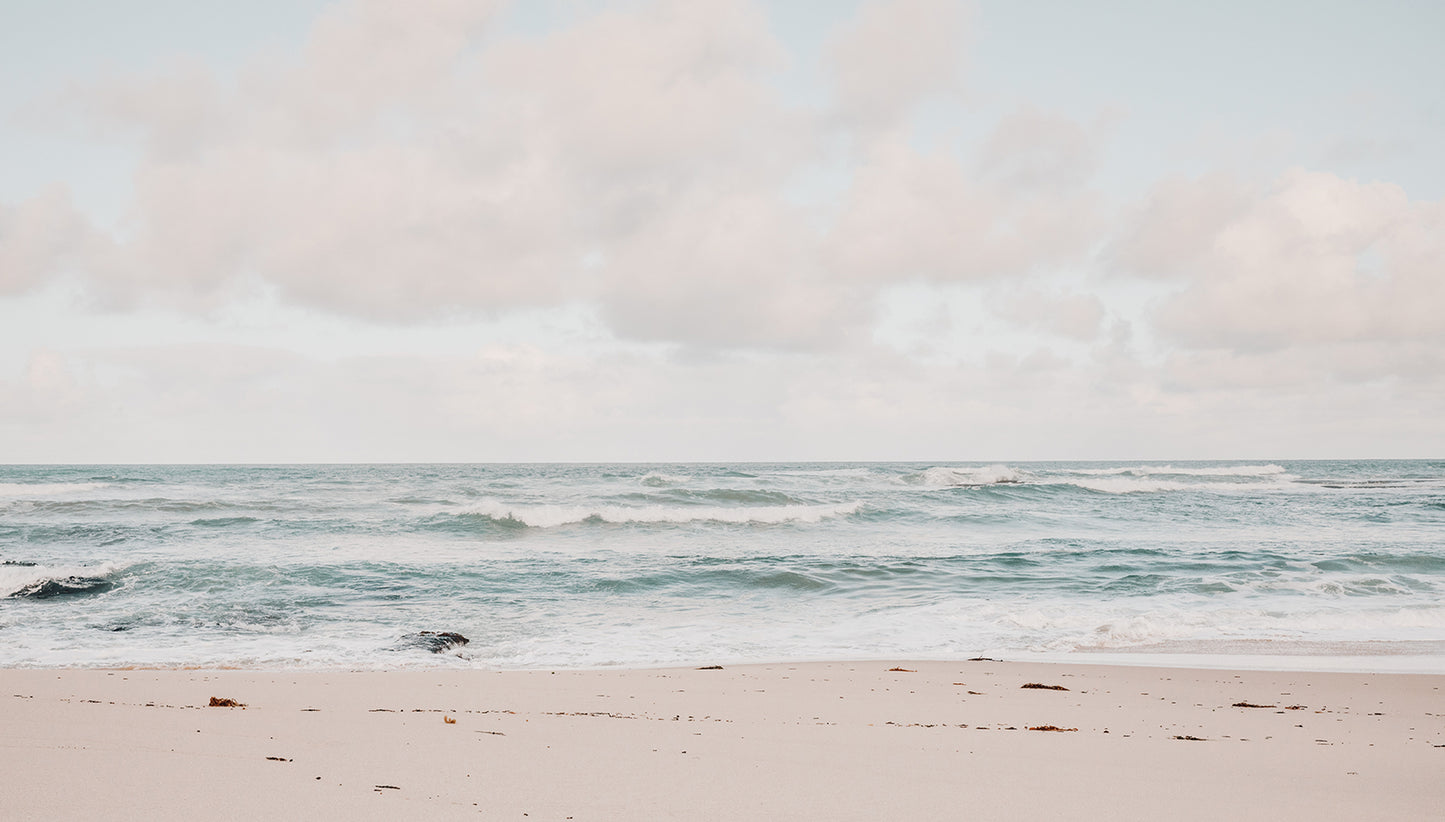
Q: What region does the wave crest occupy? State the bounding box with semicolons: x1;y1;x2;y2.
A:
904;465;1026;487
0;482;110;497
640;472;687;487
457;500;862;528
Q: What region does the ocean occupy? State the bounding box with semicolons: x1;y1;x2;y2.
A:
2;461;1442;672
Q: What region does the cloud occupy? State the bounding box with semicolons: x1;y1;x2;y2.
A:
975;107;1109;191
481;0;796;184
0;186;95;294
1098;167;1445;394
990;288;1106;342
1107;172;1255;279
1122;171;1445;359
828;134;1101;283
0;349;87;423
825;0;972;129
28;0;841;339
5;0;1114;352
598;188;863;349
6;0;1436;390
71;0;571;318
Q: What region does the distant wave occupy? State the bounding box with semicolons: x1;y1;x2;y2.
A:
773;467;875;477
1067;464;1287;478
589;567;832;595
189;516;261;528
1060;477;1194;494
659;488;805;506
903;465;1026;487
26;497;287;516
640;473;688;487
1;561;124;599
900;464;1294;494
454;500;863;528
1056;476;1305;494
0;482;110;497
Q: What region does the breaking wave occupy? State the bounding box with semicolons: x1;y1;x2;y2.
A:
1;562;125;599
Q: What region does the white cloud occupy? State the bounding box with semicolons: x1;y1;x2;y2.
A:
825;0;971;129
0;349;87;423
7;0;1115;351
598;188;861;349
828;135;1101;283
0;186;95;294
1123;171;1445;360
1107;172;1254;279
27;0;839;340
3;0;1444;461
990;288;1105;342
975;106;1106;191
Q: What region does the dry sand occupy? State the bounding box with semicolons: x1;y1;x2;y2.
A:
1;660;1441;820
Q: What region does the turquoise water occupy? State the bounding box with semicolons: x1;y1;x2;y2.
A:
1;461;1442;671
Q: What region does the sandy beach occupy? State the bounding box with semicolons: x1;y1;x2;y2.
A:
1;660;1440;820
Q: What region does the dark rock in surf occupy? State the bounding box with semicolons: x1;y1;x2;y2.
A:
9;575;114;599
401;631;470;653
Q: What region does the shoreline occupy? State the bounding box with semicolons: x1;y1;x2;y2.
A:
3;659;1441;820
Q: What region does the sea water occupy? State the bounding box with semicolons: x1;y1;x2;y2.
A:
1;461;1442;672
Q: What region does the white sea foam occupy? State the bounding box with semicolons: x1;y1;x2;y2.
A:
0;482;109;497
461;500;863;528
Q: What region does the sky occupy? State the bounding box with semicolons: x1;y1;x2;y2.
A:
1;0;1442;463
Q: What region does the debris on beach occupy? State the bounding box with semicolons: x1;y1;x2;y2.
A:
1027;725;1078;732
1020;683;1069;691
1172;735;1206;741
696;665;723;670
208;696;244;707
1232;701;1277;708
443;716;456;724
887;667;916;672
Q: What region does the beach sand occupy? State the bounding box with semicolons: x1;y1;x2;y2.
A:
2;660;1441;820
